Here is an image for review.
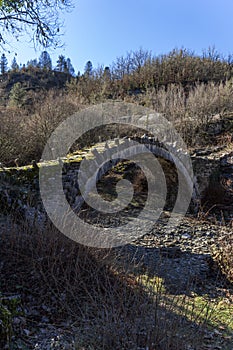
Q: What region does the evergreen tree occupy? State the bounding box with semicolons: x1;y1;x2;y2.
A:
84;61;93;77
63;60;68;73
39;51;52;70
103;66;111;80
56;55;66;72
0;53;8;74
66;58;75;76
21;64;26;72
27;59;38;69
11;57;19;71
9;82;26;108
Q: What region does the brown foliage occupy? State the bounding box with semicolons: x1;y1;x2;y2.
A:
212;232;233;283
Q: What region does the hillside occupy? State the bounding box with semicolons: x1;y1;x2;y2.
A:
1;49;233;349
0;69;72;106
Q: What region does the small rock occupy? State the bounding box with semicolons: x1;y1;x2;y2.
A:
181;233;191;239
23;329;30;336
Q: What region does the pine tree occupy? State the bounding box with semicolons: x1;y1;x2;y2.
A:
27;59;38;69
39;51;52;70
0;53;8;74
9;82;26;108
84;61;93;77
66;58;75;76
11;57;19;71
103;66;111;80
63;60;68;73
56;55;66;72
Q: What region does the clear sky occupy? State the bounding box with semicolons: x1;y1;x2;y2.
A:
3;0;233;74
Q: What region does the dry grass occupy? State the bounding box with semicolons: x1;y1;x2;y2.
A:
1;80;233;166
1;47;233;349
0;91;84;165
212;232;233;284
135;81;233;146
0;216;221;349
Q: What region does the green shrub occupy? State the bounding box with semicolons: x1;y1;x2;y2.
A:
9;82;27;108
0;294;21;348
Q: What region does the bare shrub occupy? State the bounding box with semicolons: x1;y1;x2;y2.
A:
140;84;186;122
113;47;233;91
0;91;81;165
212;232;233;283
66;72;108;104
0;107;25;164
1;78;233;166
23;91;78;160
0;217;216;349
135;80;233;147
186;81;233;124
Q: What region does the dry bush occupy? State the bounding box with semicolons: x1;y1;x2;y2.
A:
0;91;82;165
140;84;186;122
0;217;211;350
134;80;233;147
0;107;26;164
110;47;233;92
212;232;233;283
0;79;232;166
186;81;233;124
66;74;108;104
216;131;233;146
22;91;79;161
140;81;233;122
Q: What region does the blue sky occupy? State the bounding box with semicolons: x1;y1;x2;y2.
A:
3;0;233;73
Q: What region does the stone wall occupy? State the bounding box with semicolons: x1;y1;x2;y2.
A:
0;139;232;224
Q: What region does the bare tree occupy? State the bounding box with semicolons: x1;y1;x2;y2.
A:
131;48;151;73
0;0;73;48
111;52;133;79
111;49;151;79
